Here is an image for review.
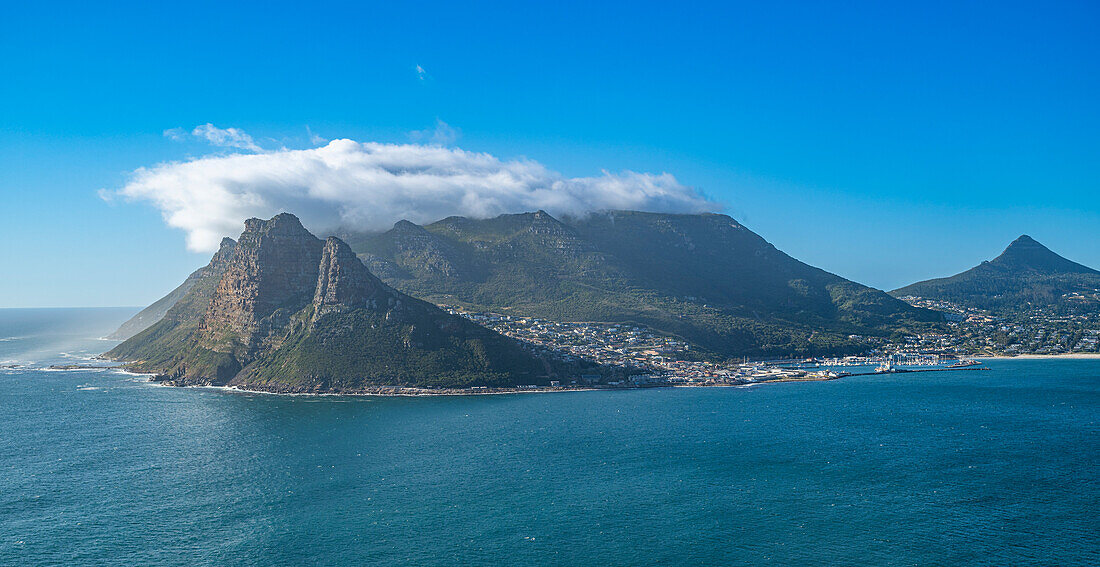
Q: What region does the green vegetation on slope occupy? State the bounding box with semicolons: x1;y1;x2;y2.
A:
346;210;942;359
107;214;579;391
106;238;237;340
893;235;1100;314
236;304;548;390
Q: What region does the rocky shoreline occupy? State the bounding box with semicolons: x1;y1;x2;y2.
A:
136;370;845;397
103;214;590;392
150;375;605;396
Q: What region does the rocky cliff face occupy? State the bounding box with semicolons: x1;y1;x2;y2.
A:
388;219;474;278
198;213;323;353
313;237;386;315
526;210;596;255
105;237;237;340
106;213;582;391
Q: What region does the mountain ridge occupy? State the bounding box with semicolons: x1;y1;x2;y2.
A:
104;214;589;391
346;209;942;358
892;235;1100;312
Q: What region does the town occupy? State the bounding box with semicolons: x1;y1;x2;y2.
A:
445;307;994;388
895;296;1100;356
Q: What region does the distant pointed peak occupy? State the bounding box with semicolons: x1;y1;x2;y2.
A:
242;212;308;234
529;210;565;225
322;235;355;254
392;219;426;232
999;234;1052;256
315;236;382;309
990;234;1097;275
526;210;575;238
267;212;307;230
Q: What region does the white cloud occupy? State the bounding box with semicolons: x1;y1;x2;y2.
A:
191;123;264;153
111;136;719;252
409;119;459;146
306;125;327;146
163;127;186;141
415;64;427;81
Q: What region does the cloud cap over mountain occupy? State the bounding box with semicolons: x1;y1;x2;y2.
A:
112;137;719;252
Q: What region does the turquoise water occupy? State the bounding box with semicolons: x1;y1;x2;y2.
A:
1;308;1097;566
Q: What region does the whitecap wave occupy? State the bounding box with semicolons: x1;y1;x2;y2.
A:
112;369;155;378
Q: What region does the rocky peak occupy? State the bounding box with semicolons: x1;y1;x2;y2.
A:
522;210;575;239
242;212;310;235
188;237;239;281
522;210;595;257
370;220;471;277
210;237;237;266
314;237;385;310
528;210;567;234
389;219;434;245
392;219;424;233
199;213;324;351
243;218;264;232
1000;235;1046;258
992;235;1098;275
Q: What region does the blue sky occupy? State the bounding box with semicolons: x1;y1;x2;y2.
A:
2;1;1098;308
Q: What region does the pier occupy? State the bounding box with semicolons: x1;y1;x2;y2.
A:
844;366;990;377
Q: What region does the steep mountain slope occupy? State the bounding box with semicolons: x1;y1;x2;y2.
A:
346;210;940;358
105;238;236;340
892;235;1100;312
105;214;570;391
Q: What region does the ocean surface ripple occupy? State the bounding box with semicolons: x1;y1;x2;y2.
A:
1;308;1097;566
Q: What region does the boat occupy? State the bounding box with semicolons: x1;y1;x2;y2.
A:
875;361;911;374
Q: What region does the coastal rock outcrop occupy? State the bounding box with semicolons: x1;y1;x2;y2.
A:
105;213;590;391
313;237;385;313
197;213;323;354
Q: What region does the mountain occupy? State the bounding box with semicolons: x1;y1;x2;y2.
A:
892;235;1100;312
104;213;579;392
106;238;238;340
344;210;941;358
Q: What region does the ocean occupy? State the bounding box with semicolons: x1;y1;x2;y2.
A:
1;308;1097;566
